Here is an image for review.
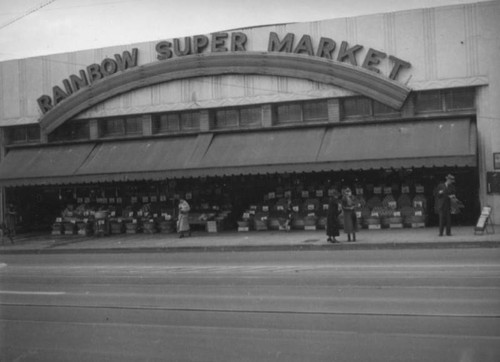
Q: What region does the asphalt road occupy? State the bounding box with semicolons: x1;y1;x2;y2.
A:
1;249;499;362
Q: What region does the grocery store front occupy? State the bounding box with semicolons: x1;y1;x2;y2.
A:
0;117;478;234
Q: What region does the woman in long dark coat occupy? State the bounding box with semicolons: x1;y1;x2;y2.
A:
341;188;357;242
326;196;340;243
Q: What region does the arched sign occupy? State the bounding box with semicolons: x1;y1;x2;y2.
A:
39;51;411;134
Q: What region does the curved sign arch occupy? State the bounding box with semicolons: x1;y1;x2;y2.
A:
39;52;411;134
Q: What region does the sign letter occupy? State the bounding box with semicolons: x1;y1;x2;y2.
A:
114;48;138;71
193;35;209;54
87;64;103;83
362;48;387;73
37;95;53;114
211;33;229;52
156;41;173;60
389;55;411;80
231;32;247;51
268;32;294;52
316;37;336;59
293;35;314;55
337;41;363;66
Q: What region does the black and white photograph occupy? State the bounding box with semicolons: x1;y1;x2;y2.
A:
0;0;499;361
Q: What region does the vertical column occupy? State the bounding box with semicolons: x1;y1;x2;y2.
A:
40;129;48;144
327;99;340;123
142;115;153;136
89;119;99;139
401;96;415;118
199;110;211;132
262;104;273;127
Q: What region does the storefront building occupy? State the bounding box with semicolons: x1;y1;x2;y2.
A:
0;2;499;234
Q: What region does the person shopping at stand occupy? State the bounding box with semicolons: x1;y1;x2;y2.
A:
326;194;341;243
434;174;459;236
177;199;191;238
1;204;17;245
341;188;357;242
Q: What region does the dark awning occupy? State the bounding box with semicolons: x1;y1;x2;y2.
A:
0;144;95;186
0;118;476;186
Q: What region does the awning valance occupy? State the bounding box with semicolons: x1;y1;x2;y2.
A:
0;119;477;186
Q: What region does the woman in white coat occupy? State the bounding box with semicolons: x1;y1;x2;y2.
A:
177;199;191;238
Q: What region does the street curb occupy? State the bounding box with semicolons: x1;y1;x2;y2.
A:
1;241;498;255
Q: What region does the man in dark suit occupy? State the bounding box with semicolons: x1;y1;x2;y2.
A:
434;174;457;236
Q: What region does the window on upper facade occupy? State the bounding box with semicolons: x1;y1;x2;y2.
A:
212;106;262;130
180;111;200;131
125;116;143;135
214;109;239;129
342;97;372;117
373;101;399;116
99;116;143;138
415;87;475;113
275;100;329;125
153;113;180;133
48;120;90;142
415;90;443;113
342;96;402;120
152;111;200;134
303;100;329;122
5;125;40;145
445;87;475;110
239;106;261;128
276;103;302;124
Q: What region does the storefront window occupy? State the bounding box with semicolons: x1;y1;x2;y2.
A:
48;120;90;142
303;100;328;122
343;97;371;117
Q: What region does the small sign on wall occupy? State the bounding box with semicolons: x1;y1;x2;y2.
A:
494;153;500;170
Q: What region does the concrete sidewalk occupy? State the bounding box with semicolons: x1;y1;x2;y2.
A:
1;225;498;254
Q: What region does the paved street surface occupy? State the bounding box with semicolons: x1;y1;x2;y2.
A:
1;248;500;361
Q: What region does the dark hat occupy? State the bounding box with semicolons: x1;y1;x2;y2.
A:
446;174;455;181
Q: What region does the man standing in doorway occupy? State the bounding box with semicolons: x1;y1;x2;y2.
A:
434;174;457;236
